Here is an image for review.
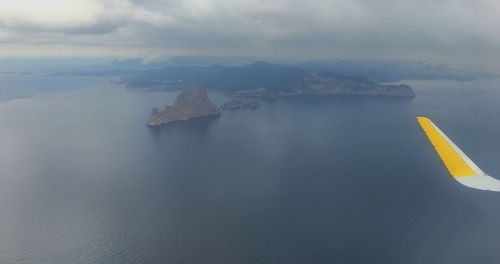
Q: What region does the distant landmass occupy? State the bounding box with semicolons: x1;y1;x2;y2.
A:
148;89;221;127
221;99;261;110
125;61;415;99
0;71;32;76
48;56;497;84
298;59;498;82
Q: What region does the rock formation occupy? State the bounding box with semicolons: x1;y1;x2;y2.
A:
147;89;221;127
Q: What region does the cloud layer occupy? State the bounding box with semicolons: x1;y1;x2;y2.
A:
1;0;499;69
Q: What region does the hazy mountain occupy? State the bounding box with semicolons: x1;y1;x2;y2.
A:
48;56;497;84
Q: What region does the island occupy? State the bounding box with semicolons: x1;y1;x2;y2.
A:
221;99;261;110
147;89;221;127
125;61;415;99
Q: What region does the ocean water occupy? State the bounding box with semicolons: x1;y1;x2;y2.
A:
0;75;499;263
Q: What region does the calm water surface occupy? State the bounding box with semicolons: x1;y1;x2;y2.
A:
0;76;499;263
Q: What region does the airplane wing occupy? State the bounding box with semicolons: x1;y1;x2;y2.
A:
417;117;500;192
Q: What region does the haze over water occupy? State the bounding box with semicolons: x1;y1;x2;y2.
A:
1;75;500;263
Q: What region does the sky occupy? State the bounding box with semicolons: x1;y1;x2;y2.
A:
0;0;499;70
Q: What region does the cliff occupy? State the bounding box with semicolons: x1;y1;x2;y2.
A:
147;89;221;127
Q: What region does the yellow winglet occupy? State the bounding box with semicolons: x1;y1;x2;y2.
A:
417;117;476;177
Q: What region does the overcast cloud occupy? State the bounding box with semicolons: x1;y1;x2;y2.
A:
0;0;499;70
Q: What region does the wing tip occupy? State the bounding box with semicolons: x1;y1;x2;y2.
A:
416;116;500;191
416;116;430;122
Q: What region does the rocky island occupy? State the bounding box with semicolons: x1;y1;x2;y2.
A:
147;89;221;127
221;99;260;110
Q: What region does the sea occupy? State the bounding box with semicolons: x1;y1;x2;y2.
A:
0;74;499;264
